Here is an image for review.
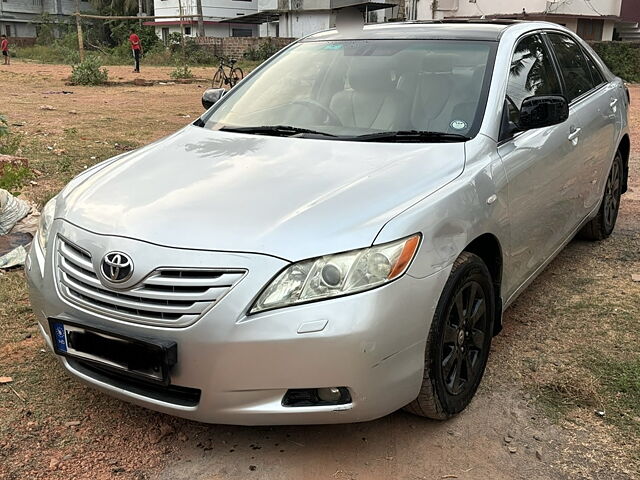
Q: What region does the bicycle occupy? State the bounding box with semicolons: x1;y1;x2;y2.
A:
212;56;244;89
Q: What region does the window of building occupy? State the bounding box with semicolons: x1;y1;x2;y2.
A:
162;27;169;45
184;26;192;35
547;33;597;102
5;25;11;37
504;34;562;125
232;28;253;37
576;18;604;41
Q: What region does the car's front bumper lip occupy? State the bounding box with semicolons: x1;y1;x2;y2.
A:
27;221;451;425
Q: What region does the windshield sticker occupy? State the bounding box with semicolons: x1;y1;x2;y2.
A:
323;43;344;50
450;120;468;130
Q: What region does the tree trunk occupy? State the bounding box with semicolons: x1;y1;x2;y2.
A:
75;0;85;61
196;0;205;37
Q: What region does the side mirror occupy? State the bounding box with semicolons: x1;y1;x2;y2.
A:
518;95;569;130
202;88;226;110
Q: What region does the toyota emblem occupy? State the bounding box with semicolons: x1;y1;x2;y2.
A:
101;251;134;283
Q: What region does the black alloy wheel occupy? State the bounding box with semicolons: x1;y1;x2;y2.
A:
405;252;495;419
441;280;488;396
579;150;624;240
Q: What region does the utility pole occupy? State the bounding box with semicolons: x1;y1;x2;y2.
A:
138;0;144;25
178;0;186;56
74;0;85;61
196;0;205;37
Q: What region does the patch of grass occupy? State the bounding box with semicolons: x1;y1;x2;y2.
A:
70;57;109;86
0;133;24;155
0;164;33;192
535;372;603;421
586;352;640;436
170;64;194;80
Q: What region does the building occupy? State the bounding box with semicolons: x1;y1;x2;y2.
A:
148;0;260;39
0;0;94;41
409;0;622;41
150;0;395;40
615;0;640;40
229;0;396;38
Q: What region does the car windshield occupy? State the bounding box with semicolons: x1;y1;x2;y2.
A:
203;39;496;141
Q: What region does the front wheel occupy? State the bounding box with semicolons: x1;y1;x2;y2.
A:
212;68;225;88
579;150;624;241
404;252;494;420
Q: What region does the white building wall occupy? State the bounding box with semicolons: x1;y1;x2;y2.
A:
446;0;620;18
278;11;331;38
422;0;621;40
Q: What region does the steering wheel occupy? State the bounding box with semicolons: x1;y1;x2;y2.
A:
291;99;343;126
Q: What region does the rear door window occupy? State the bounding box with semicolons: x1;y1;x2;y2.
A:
547;33;597;102
583;51;605;86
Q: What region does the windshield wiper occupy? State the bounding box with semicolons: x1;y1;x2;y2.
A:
350;130;470;143
219;125;336;138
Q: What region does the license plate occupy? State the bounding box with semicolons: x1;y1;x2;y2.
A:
48;319;177;385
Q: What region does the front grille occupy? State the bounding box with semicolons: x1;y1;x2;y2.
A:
55;236;246;327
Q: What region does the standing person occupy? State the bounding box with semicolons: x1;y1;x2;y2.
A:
129;29;142;73
1;35;9;66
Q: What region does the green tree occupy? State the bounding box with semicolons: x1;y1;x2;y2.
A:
89;0;140;15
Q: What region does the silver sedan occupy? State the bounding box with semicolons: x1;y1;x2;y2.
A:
27;20;629;425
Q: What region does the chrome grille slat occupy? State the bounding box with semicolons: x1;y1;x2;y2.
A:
55;236;246;327
60;274;205;314
143;272;245;288
59;241;94;271
129;285;225;302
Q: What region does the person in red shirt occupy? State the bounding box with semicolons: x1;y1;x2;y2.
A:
1;35;9;66
129;29;142;73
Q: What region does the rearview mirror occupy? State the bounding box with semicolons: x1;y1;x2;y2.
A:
202;88;226;110
518;95;569;130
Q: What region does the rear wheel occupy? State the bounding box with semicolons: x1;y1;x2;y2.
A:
212;68;225;88
579;150;623;241
404;252;494;419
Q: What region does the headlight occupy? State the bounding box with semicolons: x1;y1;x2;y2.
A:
36;196;57;255
250;234;421;314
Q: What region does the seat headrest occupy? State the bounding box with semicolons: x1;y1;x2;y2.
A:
421;54;454;74
347;57;395;93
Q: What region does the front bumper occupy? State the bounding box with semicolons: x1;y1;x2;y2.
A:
27;220;450;425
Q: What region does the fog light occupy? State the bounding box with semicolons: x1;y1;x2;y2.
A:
317;387;341;403
282;387;351;407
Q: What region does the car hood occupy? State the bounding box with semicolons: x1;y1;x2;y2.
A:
59;125;465;261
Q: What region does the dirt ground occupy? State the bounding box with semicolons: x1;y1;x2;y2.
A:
0;61;639;480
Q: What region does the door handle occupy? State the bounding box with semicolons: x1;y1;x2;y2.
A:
568;127;582;142
610;98;618;109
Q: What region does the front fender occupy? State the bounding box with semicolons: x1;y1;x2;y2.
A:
373;136;509;283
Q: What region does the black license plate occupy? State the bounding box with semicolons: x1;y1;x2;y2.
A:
48;318;177;385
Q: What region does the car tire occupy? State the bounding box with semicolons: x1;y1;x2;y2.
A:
579;150;624;241
404;252;495;420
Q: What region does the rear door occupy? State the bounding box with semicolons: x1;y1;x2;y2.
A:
498;33;582;297
546;32;618;222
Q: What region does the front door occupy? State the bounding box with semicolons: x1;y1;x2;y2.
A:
547;33;619;220
498;33;583;298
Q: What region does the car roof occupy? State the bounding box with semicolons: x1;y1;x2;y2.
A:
304;20;548;42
